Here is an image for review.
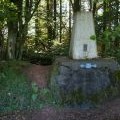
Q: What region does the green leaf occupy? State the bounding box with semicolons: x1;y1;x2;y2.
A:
32;94;37;101
31;82;38;93
90;35;96;40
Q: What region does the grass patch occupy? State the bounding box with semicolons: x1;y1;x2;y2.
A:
0;61;31;112
0;60;58;113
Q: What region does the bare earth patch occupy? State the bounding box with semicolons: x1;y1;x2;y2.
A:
1;64;120;120
23;64;52;88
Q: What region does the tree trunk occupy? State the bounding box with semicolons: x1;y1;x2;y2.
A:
16;24;28;60
35;9;40;47
15;0;41;59
73;0;80;12
7;21;18;59
115;0;119;27
69;0;72;42
59;0;62;43
0;29;4;59
46;0;53;39
53;0;57;39
103;0;107;31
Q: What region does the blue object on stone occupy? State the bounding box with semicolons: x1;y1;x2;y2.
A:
92;64;97;68
80;63;97;69
80;64;85;68
86;63;92;68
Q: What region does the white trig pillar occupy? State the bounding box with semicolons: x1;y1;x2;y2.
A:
69;0;97;59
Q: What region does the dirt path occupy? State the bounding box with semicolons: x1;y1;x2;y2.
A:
24;64;52;88
1;64;120;120
1;99;120;120
31;99;120;120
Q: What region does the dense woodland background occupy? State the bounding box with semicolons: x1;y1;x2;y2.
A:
0;0;120;64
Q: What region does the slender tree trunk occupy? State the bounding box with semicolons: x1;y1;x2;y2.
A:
47;0;53;39
108;2;112;29
114;0;119;48
103;0;107;31
0;29;4;59
93;0;97;17
46;0;54;51
115;0;119;27
69;1;72;42
89;0;92;11
59;0;62;43
35;9;40;47
101;0;107;56
53;0;57;39
73;0;80;12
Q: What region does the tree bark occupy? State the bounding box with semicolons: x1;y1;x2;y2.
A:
115;0;119;27
103;0;107;31
7;21;18;59
35;9;40;47
59;0;62;43
0;29;4;59
7;0;41;60
53;0;57;39
73;0;80;12
69;1;72;42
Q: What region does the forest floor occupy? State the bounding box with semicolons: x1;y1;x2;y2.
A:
0;64;120;120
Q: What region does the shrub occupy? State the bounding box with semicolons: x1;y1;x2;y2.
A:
97;25;120;58
23;52;55;65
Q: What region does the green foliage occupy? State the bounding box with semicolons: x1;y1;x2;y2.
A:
0;0;17;22
31;82;38;101
23;38;69;65
0;61;60;112
97;25;120;58
60;89;85;105
52;40;69;56
0;65;31;112
49;64;62;105
0;0;119;61
112;70;120;91
23;52;55;65
90;35;96;40
0;60;29;73
89;70;120;104
0;0;17;33
39;53;55;65
39;88;57;104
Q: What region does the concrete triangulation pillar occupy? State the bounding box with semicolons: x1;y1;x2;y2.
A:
69;11;97;59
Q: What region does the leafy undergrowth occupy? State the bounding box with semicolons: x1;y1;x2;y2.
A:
0;60;57;113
